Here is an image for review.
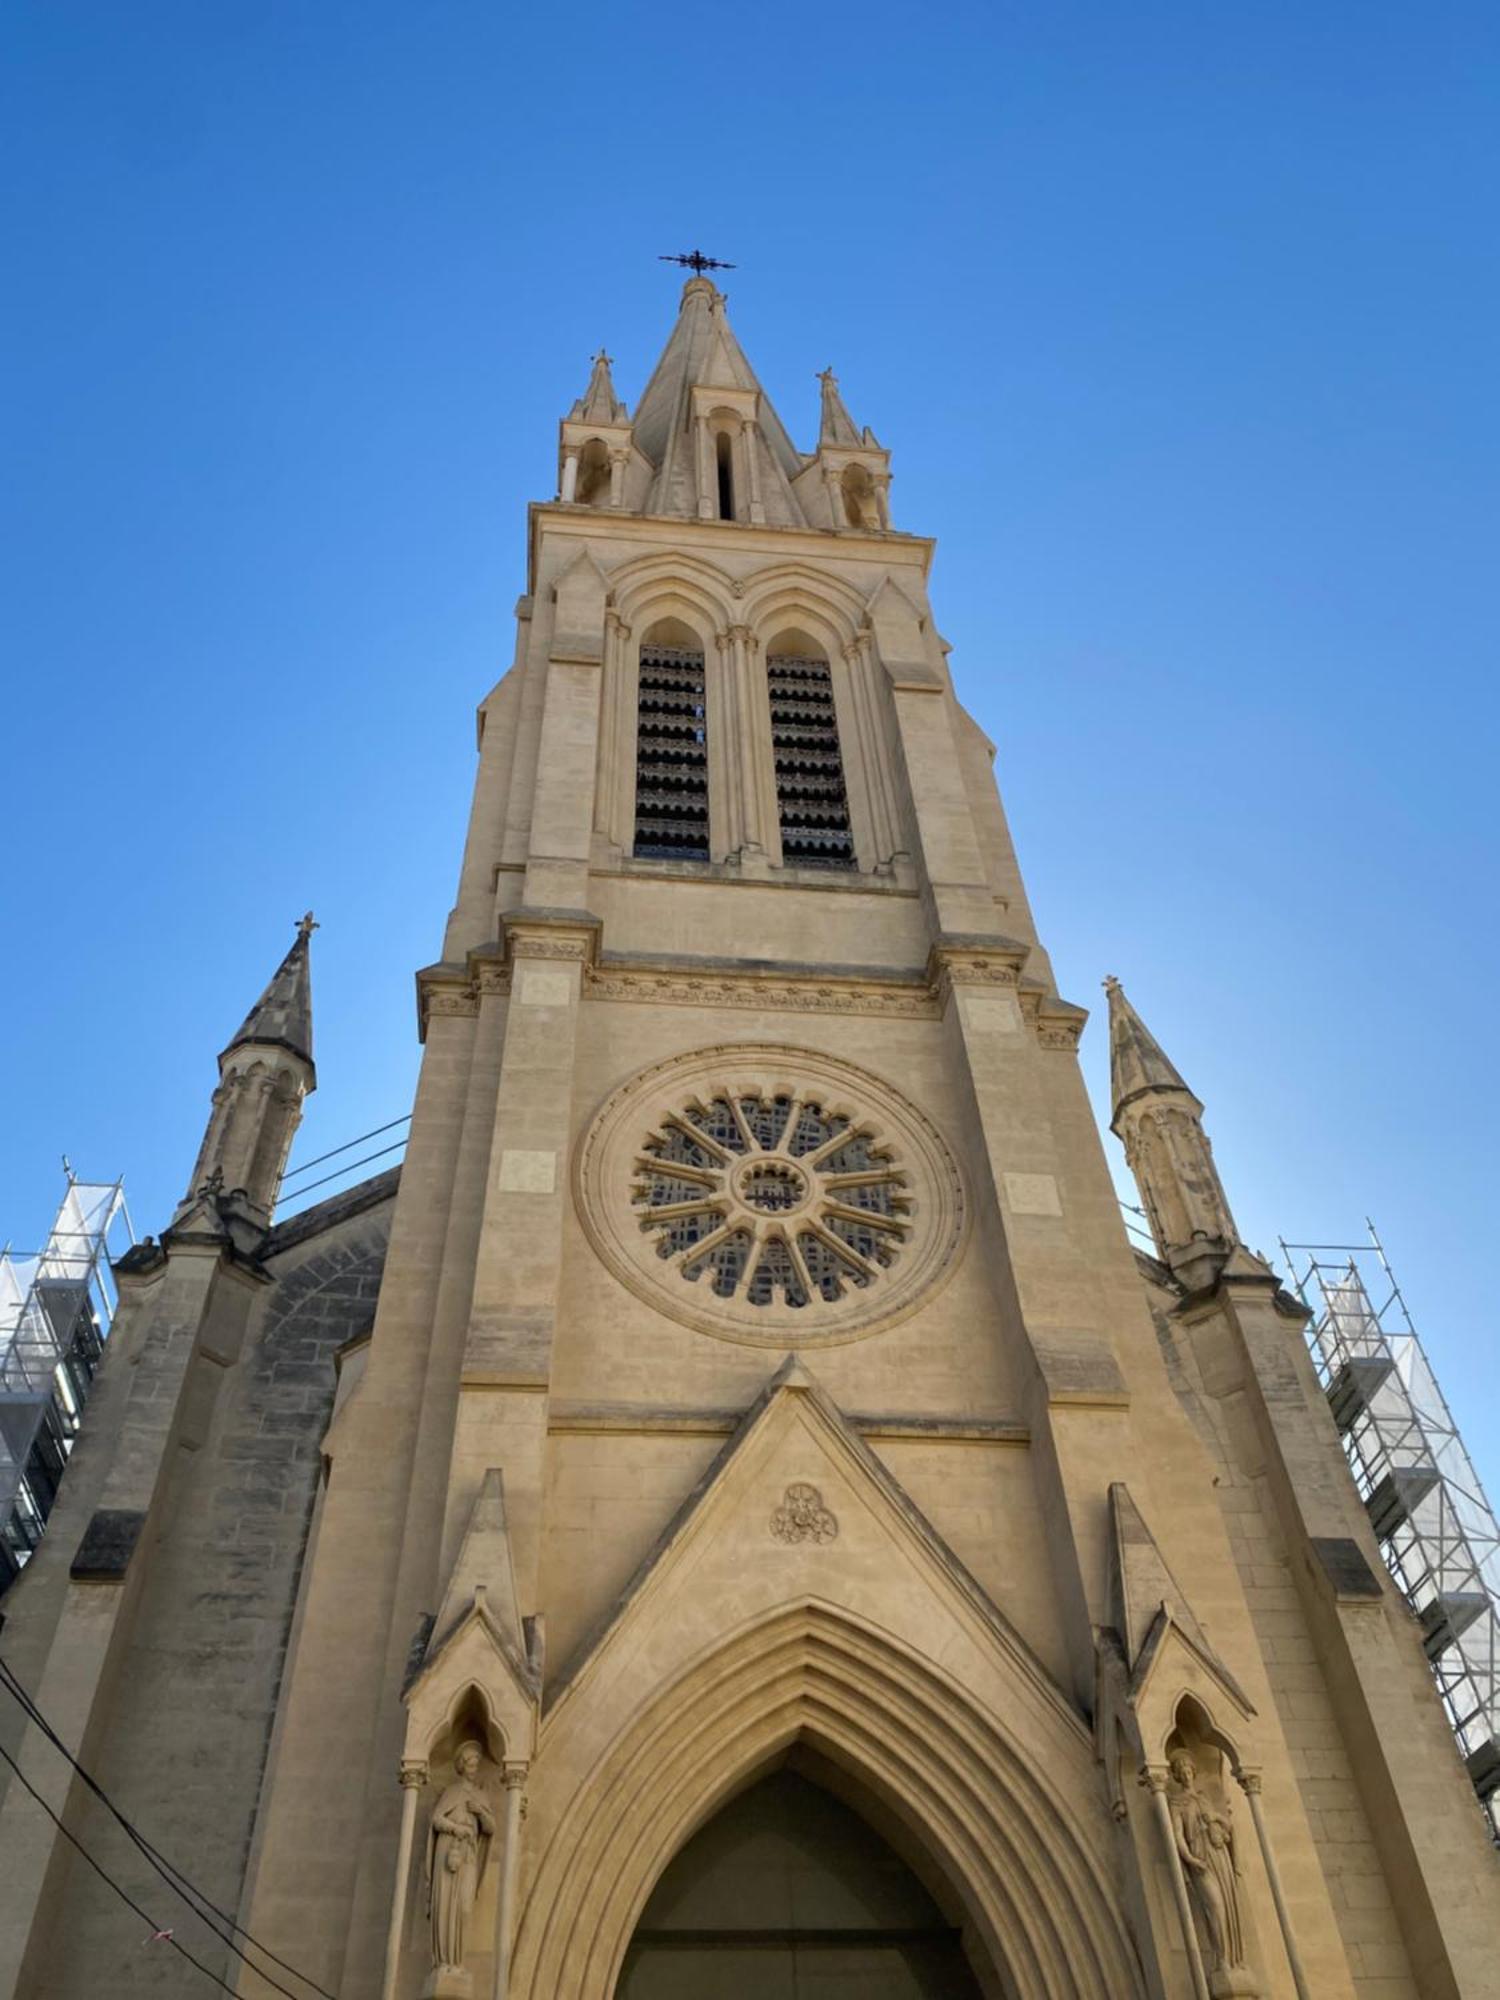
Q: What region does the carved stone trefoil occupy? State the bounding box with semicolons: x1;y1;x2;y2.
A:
771;1482;839;1544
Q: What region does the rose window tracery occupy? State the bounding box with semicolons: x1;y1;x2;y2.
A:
576;1046;966;1348
633;1092;910;1310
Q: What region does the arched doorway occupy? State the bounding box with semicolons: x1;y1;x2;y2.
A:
617;1766;987;1998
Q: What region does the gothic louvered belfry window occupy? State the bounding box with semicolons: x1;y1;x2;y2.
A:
767;653;855;867
634;643;710;861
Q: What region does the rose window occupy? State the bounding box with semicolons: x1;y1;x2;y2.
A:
633;1093;911;1310
577;1046;965;1348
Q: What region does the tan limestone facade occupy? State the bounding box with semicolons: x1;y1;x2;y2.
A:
0;278;1495;1998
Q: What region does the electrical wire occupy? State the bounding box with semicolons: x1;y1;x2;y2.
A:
278;1116;410;1184
0;1659;328;1997
277;1138;407;1202
0;1738;245;1997
0;1658;336;2000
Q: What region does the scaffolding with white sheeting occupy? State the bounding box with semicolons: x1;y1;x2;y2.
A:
1280;1223;1500;1838
0;1173;132;1585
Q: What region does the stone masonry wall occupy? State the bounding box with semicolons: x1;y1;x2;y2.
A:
1139;1271;1421;1999
29;1175;397;2000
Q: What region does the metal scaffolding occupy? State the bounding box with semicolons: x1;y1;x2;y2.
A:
1280;1224;1500;1837
0;1173;132;1585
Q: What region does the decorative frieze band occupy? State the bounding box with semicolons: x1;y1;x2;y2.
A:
584;967;938;1020
420;929;1088;1052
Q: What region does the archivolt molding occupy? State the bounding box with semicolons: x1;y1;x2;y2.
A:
510;1603;1146;2000
737;562;871;650
603;549;740;632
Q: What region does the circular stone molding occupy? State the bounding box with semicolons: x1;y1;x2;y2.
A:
574;1044;967;1347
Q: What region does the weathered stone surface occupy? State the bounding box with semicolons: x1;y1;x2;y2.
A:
68;1507;146;1581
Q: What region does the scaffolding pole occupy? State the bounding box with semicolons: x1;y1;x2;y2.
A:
1280;1223;1500;1837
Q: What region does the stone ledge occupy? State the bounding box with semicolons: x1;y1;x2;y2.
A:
546;1401;1029;1445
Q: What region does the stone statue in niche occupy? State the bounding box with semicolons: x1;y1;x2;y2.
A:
1168;1749;1253;1992
425;1741;495;1981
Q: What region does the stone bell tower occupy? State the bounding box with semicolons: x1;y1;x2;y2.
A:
1;278;1495;2000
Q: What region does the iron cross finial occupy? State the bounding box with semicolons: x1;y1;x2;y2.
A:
592;347;613;368
658;249;737;275
297;911;320;941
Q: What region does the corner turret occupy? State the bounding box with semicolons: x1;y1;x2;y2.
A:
811;366;891;530
1106;976;1236;1292
177;915;318;1230
558;350;639;510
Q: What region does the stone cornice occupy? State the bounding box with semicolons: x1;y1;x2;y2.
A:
1018;977;1090;1053
416;915;602;1039
419;928;1086;1052
585;961;937;1020
546;1400;1029;1445
502;905;601;964
525;500;935;596
582;940;1086;1052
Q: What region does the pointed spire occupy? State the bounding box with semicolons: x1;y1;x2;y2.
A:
224;914;316;1070
569;348;628;426
816;367;863;448
632;279;807;521
1105;977;1237;1288
1104;975;1193;1129
179;918;317;1230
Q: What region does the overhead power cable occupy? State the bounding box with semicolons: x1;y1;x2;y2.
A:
278;1138;408;1202
0;1739;245;1998
0;1657;336;2000
278;1116;411;1184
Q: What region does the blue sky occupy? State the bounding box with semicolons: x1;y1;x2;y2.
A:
3;4;1496;1482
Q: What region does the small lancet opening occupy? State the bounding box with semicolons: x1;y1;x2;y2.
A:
634;620;710;863
715;430;735;521
767;633;855;868
841;462;879;530
576;437;611;507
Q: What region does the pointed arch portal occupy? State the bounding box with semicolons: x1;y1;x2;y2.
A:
511;1604;1146;2000
617;1765;987;1997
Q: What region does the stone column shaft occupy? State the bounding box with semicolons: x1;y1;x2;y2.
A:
380;1760;428;2000
713;628;744;858
695;416;714;519
1239;1772;1311;2000
1146;1772;1212;2000
733;625;778;864
824;465;844;529
744;421;765;522
490;1762;527;1999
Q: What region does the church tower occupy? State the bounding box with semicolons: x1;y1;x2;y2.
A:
0;277;1495;2000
